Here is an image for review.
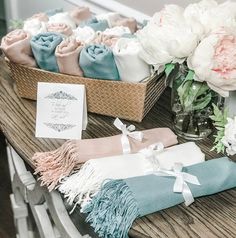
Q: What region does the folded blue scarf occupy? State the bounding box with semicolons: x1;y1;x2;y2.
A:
80;17;109;32
83;157;236;238
30;33;63;72
79;44;120;80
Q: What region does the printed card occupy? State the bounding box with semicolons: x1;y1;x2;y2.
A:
35;82;87;139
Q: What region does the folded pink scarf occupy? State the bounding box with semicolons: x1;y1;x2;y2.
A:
70;6;91;25
93;33;119;48
47;23;73;36
33;128;178;190
29;12;49;22
0;29;36;67
114;17;138;33
55;38;84;76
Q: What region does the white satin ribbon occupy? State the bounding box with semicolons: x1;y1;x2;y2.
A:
153;163;200;206
139;143;164;171
114;118;143;154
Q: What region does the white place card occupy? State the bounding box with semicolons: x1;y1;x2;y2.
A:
35;82;87;140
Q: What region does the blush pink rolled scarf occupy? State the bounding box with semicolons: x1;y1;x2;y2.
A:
29;12;49;22
93;33;119;48
55;38;84;76
0;29;36;67
114;17;138;34
47;23;73;36
33;127;178;191
70;6;91;25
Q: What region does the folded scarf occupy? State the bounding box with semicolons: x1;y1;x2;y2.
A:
73;26;95;44
55;38;83;76
103;26;131;37
80;18;109;32
23;18;47;36
96;12;122;28
33;127;177;191
113;38;150;82
93;33;119;48
83;157;236;238
79;44;120;80
47;23;73;36
1;29;36;67
49;12;76;29
70;6;91;25
30;32;63;72
59;142;204;209
45;8;63;17
29;12;49;22
113;17;138;34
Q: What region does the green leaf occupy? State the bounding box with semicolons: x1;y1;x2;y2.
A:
165;63;175;77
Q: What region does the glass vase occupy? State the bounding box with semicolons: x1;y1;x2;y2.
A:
171;64;224;140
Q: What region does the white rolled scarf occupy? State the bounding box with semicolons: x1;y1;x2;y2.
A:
49;12;76;30
23;19;47;36
73;26;95;44
58;142;205;210
103;26;131;37
113;38;150;82
96;12;122;28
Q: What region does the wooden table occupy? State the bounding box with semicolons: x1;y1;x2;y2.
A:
1;57;236;238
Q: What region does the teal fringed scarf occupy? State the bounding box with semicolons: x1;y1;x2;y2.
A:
83;157;236;238
79;44;120;80
30;32;63;72
80;17;109;32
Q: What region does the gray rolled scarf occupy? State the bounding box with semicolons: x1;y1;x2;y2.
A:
83;157;236;238
79;44;120;80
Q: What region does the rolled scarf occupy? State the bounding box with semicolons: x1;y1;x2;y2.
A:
96;12;122;28
113;17;138;33
49;12;76;29
103;26;131;37
80;17;109;32
47;23;73;36
0;29;36;67
93;33;119;48
59;142;204;209
33;127;177;191
83;157;236;238
79;44;120;80
113;38;150;83
73;26;95;44
70;6;91;25
30;32;63;72
23;19;47;36
29;12;49;22
55;38;83;76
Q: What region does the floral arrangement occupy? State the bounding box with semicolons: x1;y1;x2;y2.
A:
137;0;236;138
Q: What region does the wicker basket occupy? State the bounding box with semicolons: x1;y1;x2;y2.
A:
6;60;170;122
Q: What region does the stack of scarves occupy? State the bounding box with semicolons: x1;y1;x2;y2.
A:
33;127;178;191
82;157;236;238
58;142;205;210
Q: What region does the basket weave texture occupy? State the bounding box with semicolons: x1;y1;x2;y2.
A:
6;60;168;122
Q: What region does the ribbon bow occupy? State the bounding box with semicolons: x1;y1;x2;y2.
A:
154;163;200;206
114;118;143;154
139;143;164;171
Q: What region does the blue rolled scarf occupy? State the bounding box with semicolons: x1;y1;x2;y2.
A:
79;44;120;80
83;157;236;238
80;17;109;32
30;32;63;72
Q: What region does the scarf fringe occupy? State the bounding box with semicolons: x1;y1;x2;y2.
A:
82;180;139;238
33;140;79;191
58;162;104;209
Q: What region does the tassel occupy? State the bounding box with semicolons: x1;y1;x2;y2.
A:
33;140;80;191
82;180;139;238
58;162;104;209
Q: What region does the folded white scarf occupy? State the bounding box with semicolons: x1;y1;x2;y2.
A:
73;26;95;44
113;38;150;83
23;19;47;36
103;26;131;37
96;12;122;28
58;142;205;210
49;12;76;30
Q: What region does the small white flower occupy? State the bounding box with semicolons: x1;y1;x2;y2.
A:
221;117;236;156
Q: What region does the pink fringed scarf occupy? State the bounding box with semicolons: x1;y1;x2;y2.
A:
33;127;178;191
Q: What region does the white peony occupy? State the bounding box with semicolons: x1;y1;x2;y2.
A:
137;4;199;72
49;12;76;30
188;28;236;97
23;19;47;36
221;117;236;156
